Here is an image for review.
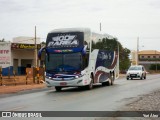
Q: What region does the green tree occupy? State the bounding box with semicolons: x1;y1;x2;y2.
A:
149;64;160;70
119;47;131;71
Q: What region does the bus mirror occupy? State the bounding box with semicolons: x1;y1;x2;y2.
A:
38;47;46;60
41;51;46;61
82;45;87;55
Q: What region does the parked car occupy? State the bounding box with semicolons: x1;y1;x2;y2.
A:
126;65;146;80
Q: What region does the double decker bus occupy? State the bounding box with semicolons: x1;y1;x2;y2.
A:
38;28;119;91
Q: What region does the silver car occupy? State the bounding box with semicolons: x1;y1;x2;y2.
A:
126;65;146;80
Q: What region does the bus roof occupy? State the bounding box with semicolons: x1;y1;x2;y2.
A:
49;27;91;34
48;27;115;40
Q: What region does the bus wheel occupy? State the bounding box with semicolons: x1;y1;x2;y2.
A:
106;80;111;86
111;73;114;85
106;74;112;86
102;79;111;86
55;86;62;92
102;82;108;86
86;77;93;90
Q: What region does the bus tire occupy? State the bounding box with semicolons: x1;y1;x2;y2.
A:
111;72;115;85
102;73;112;86
107;73;112;86
86;76;93;90
102;80;111;86
106;81;111;86
102;82;108;86
55;86;62;92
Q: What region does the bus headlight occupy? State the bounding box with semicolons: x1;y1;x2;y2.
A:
75;76;79;79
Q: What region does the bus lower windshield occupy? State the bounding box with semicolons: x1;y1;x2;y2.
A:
46;52;82;73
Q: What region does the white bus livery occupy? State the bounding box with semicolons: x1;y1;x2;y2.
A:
38;28;119;91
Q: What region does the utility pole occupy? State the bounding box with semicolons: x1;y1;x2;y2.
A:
100;22;102;32
34;26;37;67
116;42;120;79
155;50;157;72
33;26;37;84
137;37;139;65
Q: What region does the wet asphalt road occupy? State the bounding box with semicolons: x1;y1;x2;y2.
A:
0;74;160;120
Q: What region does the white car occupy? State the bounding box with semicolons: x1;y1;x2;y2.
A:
126;65;146;80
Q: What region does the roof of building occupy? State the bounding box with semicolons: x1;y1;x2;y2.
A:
139;50;160;55
12;36;40;44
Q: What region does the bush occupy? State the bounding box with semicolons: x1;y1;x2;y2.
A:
149;64;160;70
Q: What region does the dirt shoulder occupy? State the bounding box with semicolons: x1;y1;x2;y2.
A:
125;89;160;111
0;75;46;94
0;83;46;94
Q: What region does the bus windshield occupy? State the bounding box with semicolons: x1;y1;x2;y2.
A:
46;52;82;73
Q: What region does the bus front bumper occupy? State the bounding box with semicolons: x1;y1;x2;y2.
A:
45;77;89;87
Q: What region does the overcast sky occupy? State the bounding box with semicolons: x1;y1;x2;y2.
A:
0;0;160;51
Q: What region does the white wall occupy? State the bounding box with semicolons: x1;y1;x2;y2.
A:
11;49;34;67
0;42;11;68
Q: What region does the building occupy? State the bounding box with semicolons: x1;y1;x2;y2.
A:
138;50;160;70
131;50;160;70
0;42;12;75
0;37;41;75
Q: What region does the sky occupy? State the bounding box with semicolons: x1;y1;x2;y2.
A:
0;0;160;51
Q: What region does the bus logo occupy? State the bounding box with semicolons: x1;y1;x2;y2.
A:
48;35;79;48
